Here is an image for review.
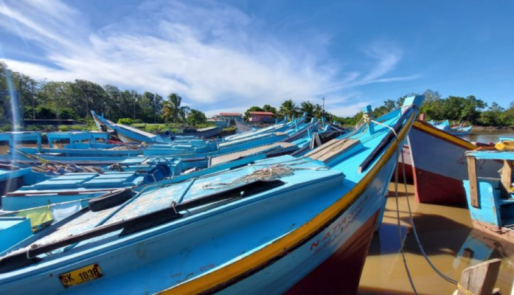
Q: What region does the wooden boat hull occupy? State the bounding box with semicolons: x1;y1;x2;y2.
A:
0;155;398;295
217;155;397;295
0;97;421;295
409;120;501;205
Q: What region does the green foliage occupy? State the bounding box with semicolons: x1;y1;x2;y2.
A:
262;104;277;114
187;109;207;126
300;101;314;117
117;118;133;125
35;106;56;119
279;100;299;120
162;93;189;123
59;108;76;120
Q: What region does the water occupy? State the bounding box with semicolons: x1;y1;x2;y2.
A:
462;129;514;143
359;184;514;294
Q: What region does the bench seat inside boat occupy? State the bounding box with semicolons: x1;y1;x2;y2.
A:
209;142;296;166
306;138;361;164
17;155;345;252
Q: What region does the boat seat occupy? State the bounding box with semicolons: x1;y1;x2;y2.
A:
305;139;359;163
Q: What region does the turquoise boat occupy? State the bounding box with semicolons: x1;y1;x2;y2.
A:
91;111;222;143
0;166;48;200
463;150;514;244
0;200;87;254
1;159;175;211
0;117;315;166
428;120;472;136
0;95;423;294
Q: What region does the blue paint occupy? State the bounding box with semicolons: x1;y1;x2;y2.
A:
0;96;423;294
0;217;32;253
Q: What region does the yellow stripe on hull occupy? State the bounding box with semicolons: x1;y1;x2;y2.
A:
161;112;416;295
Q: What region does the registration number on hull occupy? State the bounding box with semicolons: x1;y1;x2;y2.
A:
59;264;103;288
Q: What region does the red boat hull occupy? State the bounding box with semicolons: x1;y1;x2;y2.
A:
285;210;380;295
408;121;500;205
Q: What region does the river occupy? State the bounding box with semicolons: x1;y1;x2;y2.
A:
358;184;514;294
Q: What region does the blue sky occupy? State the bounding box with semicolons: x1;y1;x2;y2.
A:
1;0;513;117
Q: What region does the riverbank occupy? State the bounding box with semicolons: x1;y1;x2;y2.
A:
358;183;514;294
472;125;514;132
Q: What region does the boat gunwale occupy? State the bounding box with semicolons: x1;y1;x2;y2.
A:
163;109;417;294
413;120;476;150
0;159;343;281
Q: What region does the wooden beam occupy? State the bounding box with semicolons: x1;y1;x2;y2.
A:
467;156;479;208
457;258;501;295
501;160;513;198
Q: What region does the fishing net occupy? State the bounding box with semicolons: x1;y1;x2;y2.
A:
202;164;294;190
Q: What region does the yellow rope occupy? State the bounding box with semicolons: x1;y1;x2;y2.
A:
457;283;475;295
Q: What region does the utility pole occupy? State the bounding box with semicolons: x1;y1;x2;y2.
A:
322;97;325;114
31;81;36;119
54;88;59;121
133;92;136;119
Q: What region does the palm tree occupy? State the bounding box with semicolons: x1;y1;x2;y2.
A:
300;101;314;118
313;104;324;119
279;99;299;120
162;93;189;123
262;104;277;114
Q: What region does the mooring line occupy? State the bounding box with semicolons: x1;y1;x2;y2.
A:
394;145;419;295
399;148;458;285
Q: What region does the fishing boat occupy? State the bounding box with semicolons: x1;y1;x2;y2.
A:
0;165;48;199
428;120;472;136
407;120;500;205
0;117;315;167
1;159;175;211
234;117;257;133
463;150;514;243
91;111;222;143
0;200;87;253
0;95;423;294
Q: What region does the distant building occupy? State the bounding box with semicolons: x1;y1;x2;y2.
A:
248;111;274;123
219;112;242;125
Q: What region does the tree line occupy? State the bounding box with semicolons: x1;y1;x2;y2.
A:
2;62;513;129
370;90;514;127
0;62;206;127
245;91;514;127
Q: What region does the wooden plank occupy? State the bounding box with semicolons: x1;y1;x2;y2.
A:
307;139;359;163
467;156;479;208
457;258;501;295
304;138;340;159
501;160;513;198
210;142;295;166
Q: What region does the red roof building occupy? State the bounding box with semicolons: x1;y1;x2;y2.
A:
248;111;274;123
219;112;242;125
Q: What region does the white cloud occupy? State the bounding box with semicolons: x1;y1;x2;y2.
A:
0;0;418;117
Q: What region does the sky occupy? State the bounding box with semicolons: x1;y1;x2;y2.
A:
0;0;513;117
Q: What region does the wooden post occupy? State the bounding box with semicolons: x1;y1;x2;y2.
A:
500;160;513;198
467;156;479;208
456;259;501;295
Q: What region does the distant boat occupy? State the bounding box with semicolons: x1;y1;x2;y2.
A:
407;120;500;205
234;117;257;133
0;96;423;295
463;149;514;243
428;119;472;136
0;165;45;199
91;111;223;143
